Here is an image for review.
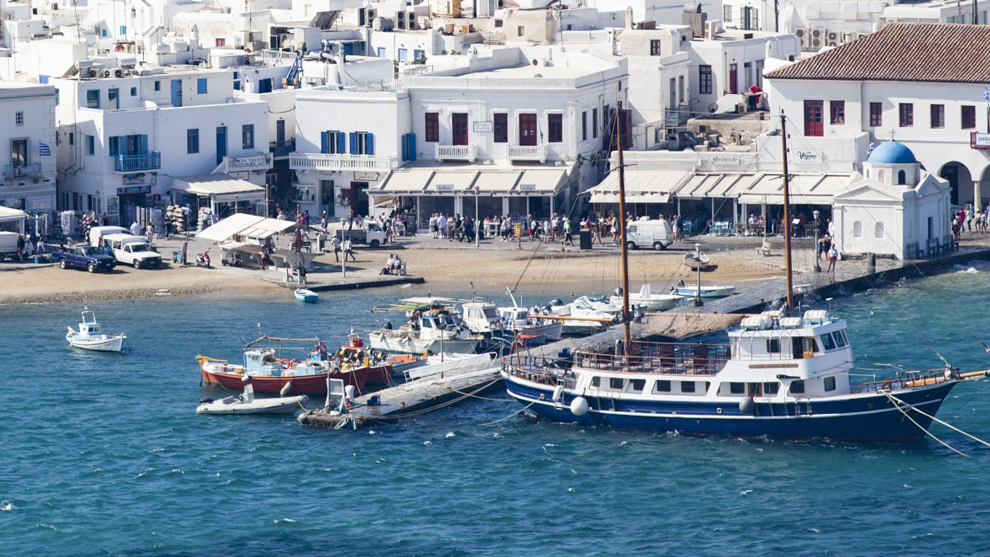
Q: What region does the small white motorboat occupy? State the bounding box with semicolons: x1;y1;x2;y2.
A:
683;251;712;271
294;288;319;303
610;284;682;312
66;310;125;352
673;285;735;298
197;381;309;415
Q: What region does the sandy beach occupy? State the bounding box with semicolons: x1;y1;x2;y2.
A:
0;235;789;305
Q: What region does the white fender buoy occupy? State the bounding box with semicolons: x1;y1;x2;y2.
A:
344;385;356;403
739;397;755;415
552;385;565;402
570;396;589;417
279;381;294;397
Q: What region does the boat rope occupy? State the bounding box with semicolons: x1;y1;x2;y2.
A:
886;392;990;450
448;387;514;402
482;401;536;426
882;392;970;458
387;378;503;419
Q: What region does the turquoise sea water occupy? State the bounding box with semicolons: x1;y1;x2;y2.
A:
4;273;990;555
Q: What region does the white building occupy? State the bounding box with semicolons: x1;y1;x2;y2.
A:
0;82;58;217
764;23;990;208
53;64;269;224
833;141;951;260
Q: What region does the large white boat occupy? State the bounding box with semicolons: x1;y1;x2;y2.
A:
66;310;125;352
493;288;564;346
501;110;983;440
610;284;681;312
370;298;493;355
544;296;617;335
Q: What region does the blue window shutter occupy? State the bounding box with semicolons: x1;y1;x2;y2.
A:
321;131;329;154
400;134;407;161
349;132;357;155
139;135;148;154
336;132;345;154
408;133;415;161
366;134;374;155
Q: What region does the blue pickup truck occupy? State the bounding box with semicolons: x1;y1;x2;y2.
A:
52;245;117;273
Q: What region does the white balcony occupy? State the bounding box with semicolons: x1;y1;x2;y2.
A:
507;145;547;163
436;144;477;163
289;152;397;172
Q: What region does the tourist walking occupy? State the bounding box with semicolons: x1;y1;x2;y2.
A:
827;245;838;273
343;238;356;261
330;235;341;261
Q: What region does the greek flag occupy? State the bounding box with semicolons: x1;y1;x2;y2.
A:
984;87;989;105
39;142;51;156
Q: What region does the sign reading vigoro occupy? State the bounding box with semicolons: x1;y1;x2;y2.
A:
435;184;455;192
794;150;822;162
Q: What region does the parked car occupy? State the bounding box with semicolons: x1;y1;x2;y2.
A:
0;231;19;261
100;233;162;269
52;245;116;273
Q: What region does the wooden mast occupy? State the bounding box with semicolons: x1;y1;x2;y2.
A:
616;103;632;349
780;112;794;313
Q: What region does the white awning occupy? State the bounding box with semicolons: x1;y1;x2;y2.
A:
172;174;265;202
0;205;27;223
735;173;850;205
516;168;568;194
196;213;295;242
429;170;479;193
588;169;688;204
375;169;435;194
475;170;523;193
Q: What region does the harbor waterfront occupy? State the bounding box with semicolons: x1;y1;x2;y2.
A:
5;269;990;553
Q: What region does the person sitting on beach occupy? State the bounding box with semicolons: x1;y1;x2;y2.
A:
382;254;395;275
391;255;402;274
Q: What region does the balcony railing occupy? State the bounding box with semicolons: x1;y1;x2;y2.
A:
507;145;546;163
436;144;477;163
3;162;42;181
289;152;396;172
665;105;693;127
270;139;296;157
114;152;161;172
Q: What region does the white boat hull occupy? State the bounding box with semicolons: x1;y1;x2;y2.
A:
66;332;125;352
369;333;484;355
609;294;681;311
196;394;309;415
674;286;735;298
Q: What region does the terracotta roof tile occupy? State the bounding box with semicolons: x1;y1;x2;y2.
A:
765;23;990;83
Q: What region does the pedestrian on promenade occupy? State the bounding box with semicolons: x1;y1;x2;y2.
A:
331;235;341;262
827;245;838;273
344;238;356;261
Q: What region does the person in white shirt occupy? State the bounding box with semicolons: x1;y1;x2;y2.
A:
382;254;395;275
343;238;356;261
130;221;141;236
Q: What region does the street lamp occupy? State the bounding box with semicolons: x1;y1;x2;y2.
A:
689;243;704;307
813;209;820;272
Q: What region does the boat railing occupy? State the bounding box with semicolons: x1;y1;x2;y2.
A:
502;356;574;387
574;341;730;376
851;368;954;393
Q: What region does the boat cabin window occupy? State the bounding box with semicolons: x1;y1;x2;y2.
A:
764;382;780;395
610;378;624;390
627;379;645;393
681;381;696;393
591;376;601;387
767;338;780;353
833;330;848;347
729;382;745;394
421;317;435;329
820;333;836;351
653;379;671;393
792;338;818;359
790;380;805;394
824;376;836;392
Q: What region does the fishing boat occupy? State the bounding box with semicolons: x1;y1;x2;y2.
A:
541;296;618;335
66;310;125;352
683;251;712;271
294;288;319;303
610;284;681;312
673;284;735;298
197;335;389;395
196;381;309;415
370;297;494;355
501;109;983;440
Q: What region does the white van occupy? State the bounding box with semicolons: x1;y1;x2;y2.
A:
625;219;673;250
89;226;129;247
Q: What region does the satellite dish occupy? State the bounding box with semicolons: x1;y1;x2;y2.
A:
708;102;719;113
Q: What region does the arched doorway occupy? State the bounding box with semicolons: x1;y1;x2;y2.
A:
939;162;972;206
978;165;990;211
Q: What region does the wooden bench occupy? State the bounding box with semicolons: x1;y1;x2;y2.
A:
756;239;773;256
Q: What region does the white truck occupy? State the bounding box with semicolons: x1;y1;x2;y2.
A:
0;231;20;260
89;226;129;247
332;220;388;248
101;233;162;269
625;218;674;250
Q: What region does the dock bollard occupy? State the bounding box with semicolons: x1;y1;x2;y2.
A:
867;253;876;274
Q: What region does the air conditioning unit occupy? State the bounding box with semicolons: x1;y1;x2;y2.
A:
842;31;858;43
825;31;839;47
809;28;825;50
793;28;808;50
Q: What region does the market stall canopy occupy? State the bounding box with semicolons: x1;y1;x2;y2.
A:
196;213;295;242
0;205;27;223
171;174;265;203
588;169;689;204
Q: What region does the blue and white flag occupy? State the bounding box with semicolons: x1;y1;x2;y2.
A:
39;142;51;156
983;87;989;106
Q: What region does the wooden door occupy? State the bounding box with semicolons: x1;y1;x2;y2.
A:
519;113;537;146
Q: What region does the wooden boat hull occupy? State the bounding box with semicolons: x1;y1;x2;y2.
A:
66;332;124;352
196;395;309;415
198;358;379;395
